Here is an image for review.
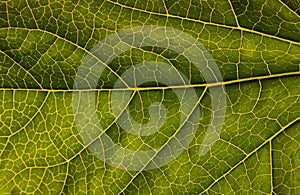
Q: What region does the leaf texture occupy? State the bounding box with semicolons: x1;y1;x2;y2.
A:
0;0;300;194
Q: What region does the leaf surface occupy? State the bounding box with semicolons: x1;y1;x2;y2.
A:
0;0;299;194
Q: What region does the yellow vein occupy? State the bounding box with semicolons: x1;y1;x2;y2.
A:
200;116;300;194
270;141;274;194
278;0;300;18
0;50;43;89
25;0;40;29
227;0;240;28
0;27;130;89
119;87;209;194
0;92;50;139
59;161;70;194
161;0;169;15
105;0;300;46
220;138;247;156
0;71;298;92
0;93;50;191
43;89;138;168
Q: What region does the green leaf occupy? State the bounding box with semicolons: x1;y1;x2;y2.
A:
0;0;299;194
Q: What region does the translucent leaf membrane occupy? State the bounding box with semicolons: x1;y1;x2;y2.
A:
0;0;300;194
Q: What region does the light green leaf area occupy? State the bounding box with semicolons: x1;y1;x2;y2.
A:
0;0;300;194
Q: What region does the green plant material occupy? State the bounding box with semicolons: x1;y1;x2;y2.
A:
0;0;300;194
